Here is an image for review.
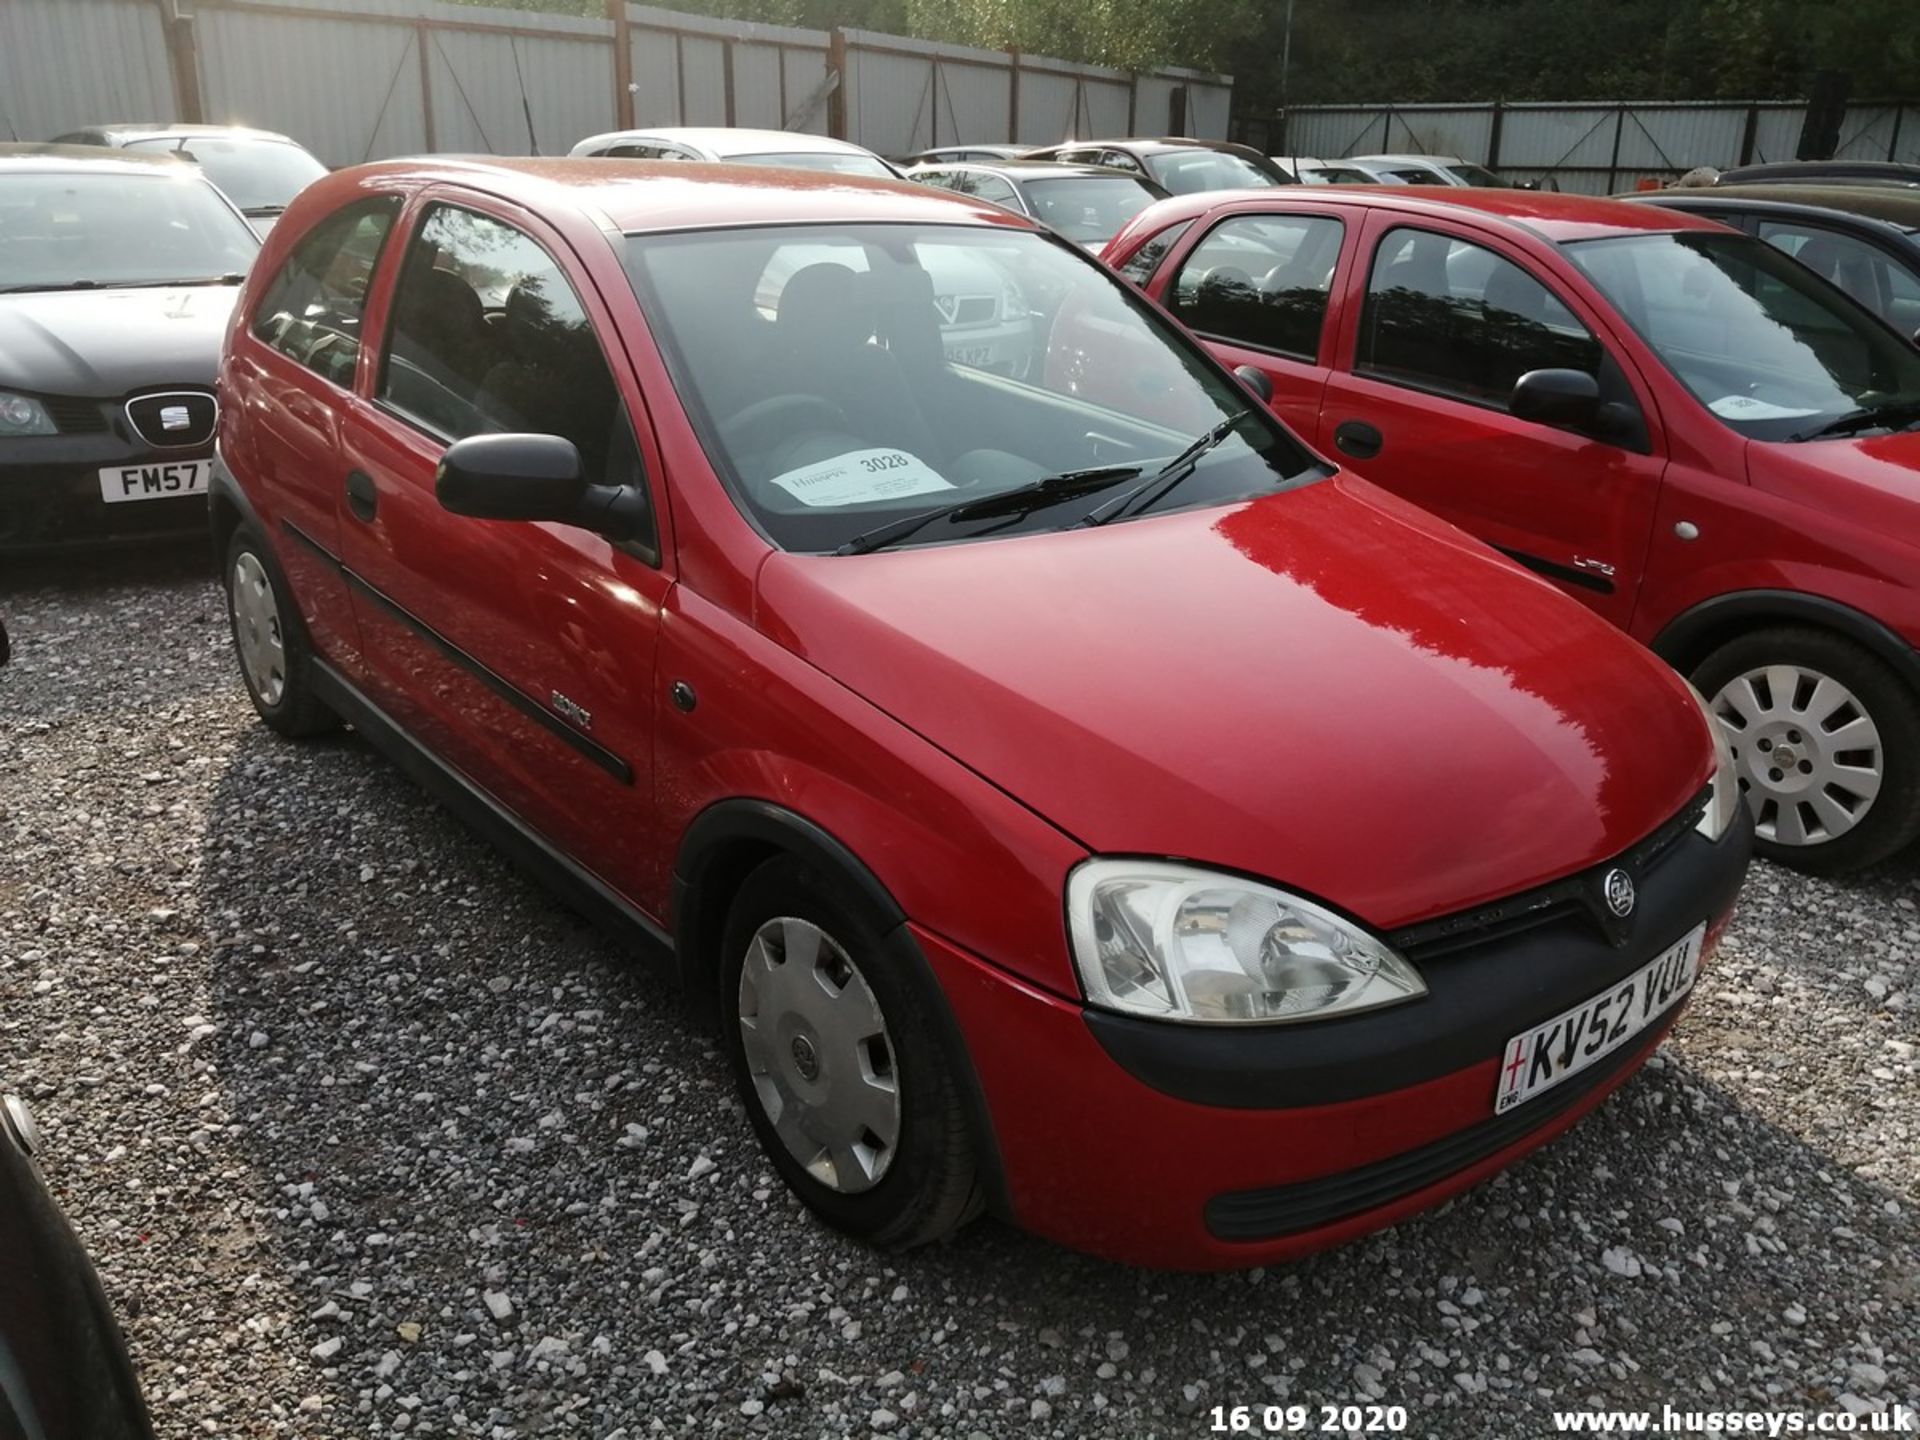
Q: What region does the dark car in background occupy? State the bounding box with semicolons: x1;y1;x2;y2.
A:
908;160;1168;249
1024;137;1293;194
0;145;259;551
0;1086;155;1438
1715;160;1920;190
1629;184;1920;341
50;124;327;235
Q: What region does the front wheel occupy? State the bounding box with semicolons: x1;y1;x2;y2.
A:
720;856;981;1249
1694;626;1920;874
224;524;337;738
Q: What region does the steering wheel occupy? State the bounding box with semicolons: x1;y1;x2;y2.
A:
721;394;853;456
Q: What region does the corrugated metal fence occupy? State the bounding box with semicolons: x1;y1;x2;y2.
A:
0;0;1233;164
1256;100;1916;194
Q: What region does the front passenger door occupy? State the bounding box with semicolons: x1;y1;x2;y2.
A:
1318;220;1665;627
337;197;672;903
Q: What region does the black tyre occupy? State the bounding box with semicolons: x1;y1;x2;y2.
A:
223;524;337;738
1693;625;1920;874
719;855;981;1248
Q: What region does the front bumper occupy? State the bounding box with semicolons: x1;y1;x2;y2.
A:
924;808;1751;1270
1;434;209;553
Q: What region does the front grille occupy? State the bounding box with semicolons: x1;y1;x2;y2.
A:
1390;788;1709;964
40;395;110;434
125;389;217;448
1204;1021;1664;1241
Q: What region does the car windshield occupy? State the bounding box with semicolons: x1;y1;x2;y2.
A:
1387;167;1435;184
623;222;1317;552
1302;165;1373;185
735;151;895;179
122;136;326;212
1022;176;1160;245
1564;230;1920;441
1144;151;1279;194
0;170;259;291
1445;163;1504;187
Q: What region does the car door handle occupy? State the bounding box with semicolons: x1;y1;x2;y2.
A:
1333;420;1383;460
345;470;378;522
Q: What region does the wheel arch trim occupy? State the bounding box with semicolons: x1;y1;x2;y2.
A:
1652;589;1920;694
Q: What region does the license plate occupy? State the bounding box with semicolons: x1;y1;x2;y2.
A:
948;344;996;367
1494;922;1704;1114
98;458;210;504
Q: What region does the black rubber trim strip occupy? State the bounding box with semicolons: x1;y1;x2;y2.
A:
1204;1017;1670;1241
1493;544;1615;595
280;519;633;785
1083;804;1751;1110
308;657;673;960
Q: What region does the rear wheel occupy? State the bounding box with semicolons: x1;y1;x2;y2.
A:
1693;626;1920;874
224;525;337;738
720;856;981;1249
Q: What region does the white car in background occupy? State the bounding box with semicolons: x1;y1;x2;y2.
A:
1270;156;1380;185
570;126;1034;377
1347;153;1508;186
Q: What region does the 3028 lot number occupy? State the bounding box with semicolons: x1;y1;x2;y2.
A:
1210;1404;1409;1434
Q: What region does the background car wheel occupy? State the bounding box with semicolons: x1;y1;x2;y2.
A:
1693;625;1920;874
224;525;337;738
720;855;981;1249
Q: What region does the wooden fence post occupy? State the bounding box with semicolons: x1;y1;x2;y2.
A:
158;1;205;124
606;0;634;130
826;28;848;141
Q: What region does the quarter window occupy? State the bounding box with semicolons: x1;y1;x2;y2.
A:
1358;227;1602;407
378;204;653;548
1169;215;1343;360
251;196;399;387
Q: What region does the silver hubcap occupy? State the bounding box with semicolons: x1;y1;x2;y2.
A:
1711;663;1883;848
230;551;287;707
737;916;900;1194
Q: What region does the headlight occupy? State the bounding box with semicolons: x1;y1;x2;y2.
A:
1066;860;1426;1024
1686;681;1741;841
0;392;56;437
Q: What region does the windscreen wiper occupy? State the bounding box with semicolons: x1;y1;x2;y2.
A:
244;204;288;218
1076;411;1250;528
0;280;102;294
834;463;1145;556
1790;400;1920;442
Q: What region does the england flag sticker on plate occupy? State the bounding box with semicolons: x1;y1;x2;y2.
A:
1494;922;1704;1114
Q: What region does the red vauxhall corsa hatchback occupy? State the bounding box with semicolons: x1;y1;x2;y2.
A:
213;158;1750;1269
1104;187;1920;874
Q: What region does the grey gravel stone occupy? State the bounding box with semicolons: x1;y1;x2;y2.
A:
2;552;1918;1437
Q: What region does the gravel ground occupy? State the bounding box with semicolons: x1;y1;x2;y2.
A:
2;549;1916;1440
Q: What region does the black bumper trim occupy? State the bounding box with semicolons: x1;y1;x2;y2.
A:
1204;1017;1667;1241
1083;807;1751;1110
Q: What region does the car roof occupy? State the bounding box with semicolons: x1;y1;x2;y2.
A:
574;127;875;159
1639;183;1920;230
1354;153;1467;166
0;142;200;175
920;160;1148;181
330;155;1041;234
1038;137;1247;156
1120;184;1730;244
71;123;300;144
1720;159;1920;185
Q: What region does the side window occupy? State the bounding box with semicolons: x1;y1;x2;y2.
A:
251;196;400;387
916;169;957;191
1100;150;1147;176
971;175;1021;210
1168;214;1344;360
378;204;654;549
1757;219;1914;330
1116;219;1193;286
1357;226;1602;407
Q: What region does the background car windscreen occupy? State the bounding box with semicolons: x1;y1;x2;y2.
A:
123;137;327;212
734;152;896;179
1022;177;1160;245
1565;230;1920;440
624;222;1315;553
1145;152;1279;194
0;171;260;291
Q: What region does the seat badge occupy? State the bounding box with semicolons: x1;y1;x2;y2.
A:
1602;867;1635;919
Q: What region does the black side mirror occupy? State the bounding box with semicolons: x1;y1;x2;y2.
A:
1510;368;1601;428
435;433;648;542
1233;364;1274;405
